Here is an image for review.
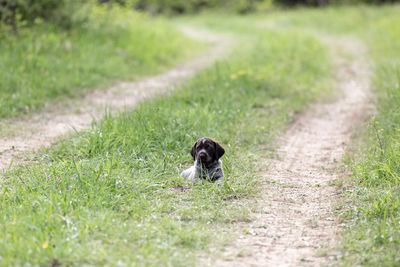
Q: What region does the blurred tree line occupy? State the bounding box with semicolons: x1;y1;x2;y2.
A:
0;0;84;30
1;0;399;30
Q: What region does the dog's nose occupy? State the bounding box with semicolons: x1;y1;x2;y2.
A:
199;152;206;159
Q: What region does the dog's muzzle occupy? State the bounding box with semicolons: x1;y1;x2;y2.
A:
198;152;207;160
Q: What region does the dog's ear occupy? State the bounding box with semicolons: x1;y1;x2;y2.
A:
190;141;198;160
214;141;225;160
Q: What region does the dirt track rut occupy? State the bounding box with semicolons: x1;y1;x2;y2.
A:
210;37;372;266
0;28;231;170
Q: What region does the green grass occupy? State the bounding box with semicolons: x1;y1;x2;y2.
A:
0;16;332;265
7;5;400;265
0;5;199;119
342;9;400;266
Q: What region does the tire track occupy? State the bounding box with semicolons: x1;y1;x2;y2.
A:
0;27;232;170
210;36;373;266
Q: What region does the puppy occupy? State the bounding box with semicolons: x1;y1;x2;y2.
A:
180;137;225;183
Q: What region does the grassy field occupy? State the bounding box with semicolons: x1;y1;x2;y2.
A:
342;8;400;265
0;5;199;119
0;16;332;265
2;4;400;266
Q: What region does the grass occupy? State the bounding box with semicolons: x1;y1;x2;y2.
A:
0;4;200;119
342;8;400;266
6;4;400;265
0;15;332;265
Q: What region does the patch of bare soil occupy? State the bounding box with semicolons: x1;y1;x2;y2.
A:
207;38;373;266
0;27;232;170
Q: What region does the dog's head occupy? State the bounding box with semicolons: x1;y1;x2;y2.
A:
190;137;225;166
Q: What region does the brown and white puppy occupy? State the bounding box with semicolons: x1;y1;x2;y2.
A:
180;137;225;183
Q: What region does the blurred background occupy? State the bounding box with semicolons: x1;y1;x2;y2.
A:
1;0;399;31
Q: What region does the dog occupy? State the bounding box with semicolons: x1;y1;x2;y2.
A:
180;137;225;183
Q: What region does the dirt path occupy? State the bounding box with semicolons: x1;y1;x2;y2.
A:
0;27;232;170
210;37;372;266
